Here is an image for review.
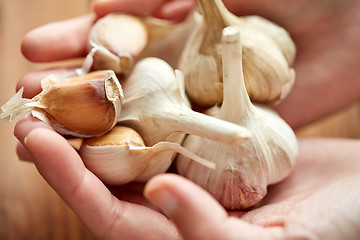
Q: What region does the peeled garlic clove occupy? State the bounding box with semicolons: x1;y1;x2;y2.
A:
79;126;215;185
88;14;148;76
176;27;298;210
118;57;251;148
178;0;296;106
1;70;123;138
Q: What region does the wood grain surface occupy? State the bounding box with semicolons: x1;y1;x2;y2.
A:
0;0;359;240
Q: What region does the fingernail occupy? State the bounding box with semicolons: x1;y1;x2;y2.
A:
24;136;28;146
145;184;178;216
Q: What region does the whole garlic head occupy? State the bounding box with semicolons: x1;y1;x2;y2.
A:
176;26;298;210
178;0;296;106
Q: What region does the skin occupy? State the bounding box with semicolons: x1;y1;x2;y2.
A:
12;0;360;239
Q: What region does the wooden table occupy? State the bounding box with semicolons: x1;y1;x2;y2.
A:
0;0;359;239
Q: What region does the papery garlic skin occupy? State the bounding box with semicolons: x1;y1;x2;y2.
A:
80;126;215;185
177;27;298;210
178;0;296;106
1;70;123;138
137;13;195;68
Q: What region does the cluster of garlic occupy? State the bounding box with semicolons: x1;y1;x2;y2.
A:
177;26;297;209
179;0;296;106
1;0;298;210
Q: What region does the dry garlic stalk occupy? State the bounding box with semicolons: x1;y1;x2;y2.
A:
1;70;123;137
176;27;298;210
178;0;296;106
85;13;194;76
118;57;251;149
80;126;215;185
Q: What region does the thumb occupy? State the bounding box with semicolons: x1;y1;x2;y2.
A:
144;174;228;240
144;174;282;240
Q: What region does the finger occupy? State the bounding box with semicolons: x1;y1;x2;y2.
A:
21;14;95;62
16;143;34;162
145;174;283;240
153;0;196;21
16;67;78;98
24;128;179;239
144;174;229;239
14;117;53;144
92;0;166;18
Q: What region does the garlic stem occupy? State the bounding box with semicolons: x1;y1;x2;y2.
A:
218;26;254;122
134;141;216;169
1;88;31;121
198;0;227;33
119;57;250;147
149;105;251;146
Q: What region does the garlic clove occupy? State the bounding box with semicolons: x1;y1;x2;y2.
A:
79;126;215;185
118;57;251;148
88;14;149;76
1;70;123;138
83;13;195;76
178;0;296;106
91;14;148;57
176;26;298;210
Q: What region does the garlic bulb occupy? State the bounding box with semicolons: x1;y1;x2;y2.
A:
79;126;215;185
85;13;194;76
178;0;296;106
118;57;251;149
176;27;298;210
1;70;123;138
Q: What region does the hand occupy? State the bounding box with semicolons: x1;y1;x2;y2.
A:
14;117;181;240
15;1;197;239
16;123;360;239
15;0;360;239
145;138;360;239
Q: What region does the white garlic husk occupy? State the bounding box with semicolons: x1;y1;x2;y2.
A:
84;13;195;76
178;0;296;106
176;26;298;210
79;126;215;185
137;13;196;68
1;70;123;138
118;57;251;151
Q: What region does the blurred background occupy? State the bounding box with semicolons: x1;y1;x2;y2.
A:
0;0;96;239
0;0;359;239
